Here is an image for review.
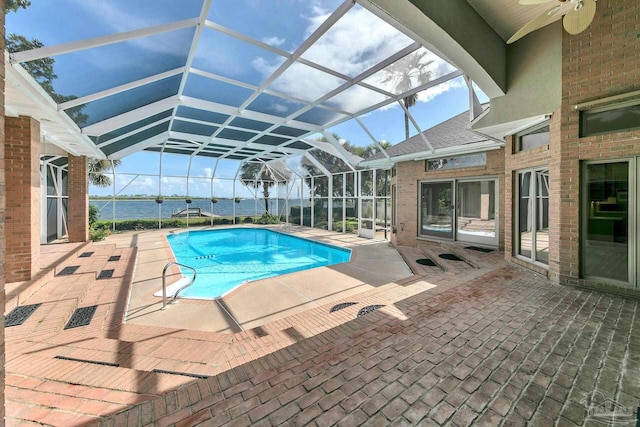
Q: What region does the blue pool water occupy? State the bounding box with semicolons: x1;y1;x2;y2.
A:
166;228;351;299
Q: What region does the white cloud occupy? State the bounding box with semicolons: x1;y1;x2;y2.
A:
262;36;286;47
272;103;289;114
251;4;459;117
68;0;189;58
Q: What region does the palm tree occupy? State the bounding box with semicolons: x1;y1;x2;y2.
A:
88;159;121;187
239;162;290;214
380;50;434;140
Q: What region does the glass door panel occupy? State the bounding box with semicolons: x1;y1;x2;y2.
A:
517;169;549;265
420;182;453;239
518;171;532;258
582;162;629;283
535;170;550;263
456;180;497;246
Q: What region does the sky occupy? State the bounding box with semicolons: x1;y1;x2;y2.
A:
7;0;489;198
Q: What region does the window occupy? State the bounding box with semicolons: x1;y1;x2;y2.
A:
426;153;486;171
580;103;640;137
516;122;549;152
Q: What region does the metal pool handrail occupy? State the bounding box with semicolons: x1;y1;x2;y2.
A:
161;262;197;309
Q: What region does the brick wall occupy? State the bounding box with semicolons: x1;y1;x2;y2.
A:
0;0;6;421
5;116;40;283
555;0;640;291
395;147;505;249
503;0;640;292
503;109;558;277
67;155;88;243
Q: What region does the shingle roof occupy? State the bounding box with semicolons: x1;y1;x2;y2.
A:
365;106;490;162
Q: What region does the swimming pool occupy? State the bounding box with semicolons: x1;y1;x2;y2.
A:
162;228;352;299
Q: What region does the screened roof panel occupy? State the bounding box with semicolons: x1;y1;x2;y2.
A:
268;62;347;103
229;117;272;132
71;74;182;127
96;109;173;144
254;135;290;147
323;85;389;115
217;128;258;142
192;28;286;86
175;106;229;124
171;120;218;136
183;74;254;107
104;122;170;156
226;155;248;160
245;93;307;118
287;141;313;151
7;0;463;166
363;47;457;95
295;107;347;127
5;0;203;45
206;0;343;53
300;3;415;78
43;28;194;97
272;126;309;138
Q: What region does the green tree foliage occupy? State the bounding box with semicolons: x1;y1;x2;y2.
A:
88;159;121;187
380;51;433;140
6;34;88;125
5;0;30;13
239;162;291;213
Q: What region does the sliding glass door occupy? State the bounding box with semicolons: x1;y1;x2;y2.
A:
419;178;498;246
581;160;633;285
456;179;497;246
420;181;454;239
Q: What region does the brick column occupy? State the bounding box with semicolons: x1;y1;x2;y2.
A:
0;0;6;422
5;116;40;283
67;155;88;243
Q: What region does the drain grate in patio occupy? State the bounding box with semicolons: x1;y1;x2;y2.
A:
465;246;494;253
54;356;119;367
330;302;357;313
416;258;437;266
79;252;94;258
439;253;463;261
152;369;210;379
5;303;41;327
108;255;121;262
97;269;114;279
357;305;385;318
57;266;80;276
64;305;97;329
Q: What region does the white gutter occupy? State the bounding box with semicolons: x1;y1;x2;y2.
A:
5;53;106;159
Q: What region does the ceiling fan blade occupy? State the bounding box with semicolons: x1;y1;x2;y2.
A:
563;0;597;34
519;0;556;5
507;5;564;44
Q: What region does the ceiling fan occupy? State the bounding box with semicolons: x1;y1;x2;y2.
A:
507;0;597;44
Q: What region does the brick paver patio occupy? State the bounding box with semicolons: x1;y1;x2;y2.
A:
146;268;638;426
4;230;640;426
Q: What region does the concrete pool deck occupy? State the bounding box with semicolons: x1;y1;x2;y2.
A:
4;226;639;426
120;225;413;333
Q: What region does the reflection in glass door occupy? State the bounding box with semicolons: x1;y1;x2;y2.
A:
516;169;549;265
420;182;453;239
582;161;630;284
456;180;497;246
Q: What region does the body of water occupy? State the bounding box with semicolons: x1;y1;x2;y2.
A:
90;198;306;221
